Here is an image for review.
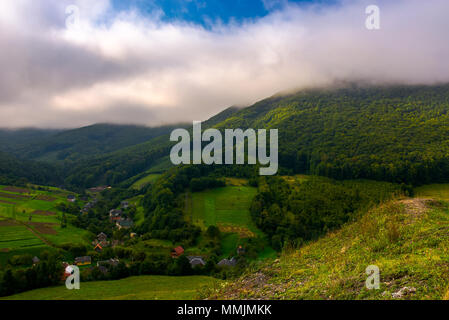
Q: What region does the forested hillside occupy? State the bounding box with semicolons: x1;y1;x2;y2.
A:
250;176;406;250
3;84;449;189
0;151;61;186
0;124;182;162
65;84;449;188
212;84;449;185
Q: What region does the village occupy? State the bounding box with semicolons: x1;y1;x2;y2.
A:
29;185;246;281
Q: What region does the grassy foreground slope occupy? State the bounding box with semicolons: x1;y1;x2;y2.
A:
2;275;219;300
211;196;449;300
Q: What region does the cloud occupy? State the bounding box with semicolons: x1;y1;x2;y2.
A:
0;0;449;128
261;0;288;11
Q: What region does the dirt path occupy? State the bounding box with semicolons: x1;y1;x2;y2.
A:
398;198;432;216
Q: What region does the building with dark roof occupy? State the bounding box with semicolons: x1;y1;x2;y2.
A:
116;218;133;229
74;256;91;266
217;257;237;267
187;256;206;268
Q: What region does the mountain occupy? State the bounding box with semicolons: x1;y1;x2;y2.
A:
3;83;449;188
0;123;183;162
0;128;61;154
210;83;449;185
65;83;449;187
0;151;61;186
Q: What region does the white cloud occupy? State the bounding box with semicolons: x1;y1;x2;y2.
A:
0;0;449;128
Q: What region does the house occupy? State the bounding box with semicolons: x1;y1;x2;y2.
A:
67;195;76;202
237;246;245;255
116;218;133;230
94;243;103;253
88;186;108;193
171;246;184;257
121;201;129;209
187;256;206;268
217;257;237;267
97;232;108;242
81;201;96;214
74;256;91;266
109;209;122;222
32;256;40;265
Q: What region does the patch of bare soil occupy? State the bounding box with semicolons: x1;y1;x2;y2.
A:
0;199;16;205
32;210;56;216
398;198;432;216
0;192;30;200
27;222;58;235
35;195;57;202
217;224;256;238
3;186;30;193
0;220;19;227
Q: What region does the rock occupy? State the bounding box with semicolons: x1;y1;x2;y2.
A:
392;286;417;298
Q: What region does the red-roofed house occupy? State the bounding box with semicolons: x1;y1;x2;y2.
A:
171;246;184;258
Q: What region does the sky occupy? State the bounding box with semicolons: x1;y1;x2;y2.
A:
0;0;448;128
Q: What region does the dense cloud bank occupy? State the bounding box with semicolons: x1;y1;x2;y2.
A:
0;0;448;128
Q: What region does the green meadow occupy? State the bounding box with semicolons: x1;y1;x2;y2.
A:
415;183;449;200
2;275;219;300
186;184;276;259
189;186;259;235
131;173;162;190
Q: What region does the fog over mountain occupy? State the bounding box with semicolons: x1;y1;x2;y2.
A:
0;0;448;128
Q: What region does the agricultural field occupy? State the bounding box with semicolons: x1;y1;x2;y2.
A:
188;186;259;236
1;275;219;300
0;185;90;265
0;220;46;250
186;184;275;258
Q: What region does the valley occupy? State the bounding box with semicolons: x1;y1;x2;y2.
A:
1;84;449;300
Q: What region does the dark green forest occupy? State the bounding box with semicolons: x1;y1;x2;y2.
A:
250;176;408;249
2;84;449;188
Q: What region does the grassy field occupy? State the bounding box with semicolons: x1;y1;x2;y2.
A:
213;194;449;300
131;173;162;190
2;275;219;300
186;184;276;259
0;185;90;265
0;223;45;250
415;184;449;200
189;186;260;236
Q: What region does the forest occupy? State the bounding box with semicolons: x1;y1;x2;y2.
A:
4;84;449;189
